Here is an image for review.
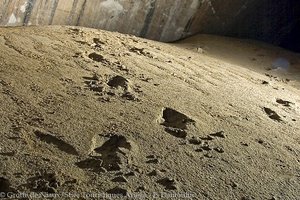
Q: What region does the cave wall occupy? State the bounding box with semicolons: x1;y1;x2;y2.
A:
0;0;299;51
0;0;203;41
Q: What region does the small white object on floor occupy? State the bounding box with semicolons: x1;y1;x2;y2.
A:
272;57;290;71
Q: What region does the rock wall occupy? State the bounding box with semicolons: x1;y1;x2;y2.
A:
0;0;299;51
0;0;203;41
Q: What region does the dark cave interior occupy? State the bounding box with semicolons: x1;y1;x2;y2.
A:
225;0;300;52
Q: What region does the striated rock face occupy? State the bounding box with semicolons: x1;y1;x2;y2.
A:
0;0;202;41
0;0;299;51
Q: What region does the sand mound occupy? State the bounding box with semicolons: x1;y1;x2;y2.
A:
0;26;299;199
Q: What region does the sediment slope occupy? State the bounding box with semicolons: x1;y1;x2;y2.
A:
0;26;300;199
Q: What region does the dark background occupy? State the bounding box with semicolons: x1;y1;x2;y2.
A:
219;0;300;52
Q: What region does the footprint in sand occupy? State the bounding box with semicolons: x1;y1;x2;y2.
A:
146;155;159;164
76;134;138;172
160;108;195;138
107;75;139;101
263;107;282;122
214;147;225;153
157;177;178;190
26;172;61;193
68;28;81;34
198;143;213;151
83;74;139;101
210;131;226;138
83;74;103;93
256;139;272;149
107;75;129;90
111;176;128;183
91;38;105;50
88;52;105;62
35;130;79;156
188;136;202;145
87;52;110;65
93;38;105;45
276;99;294;107
106;186;128;196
